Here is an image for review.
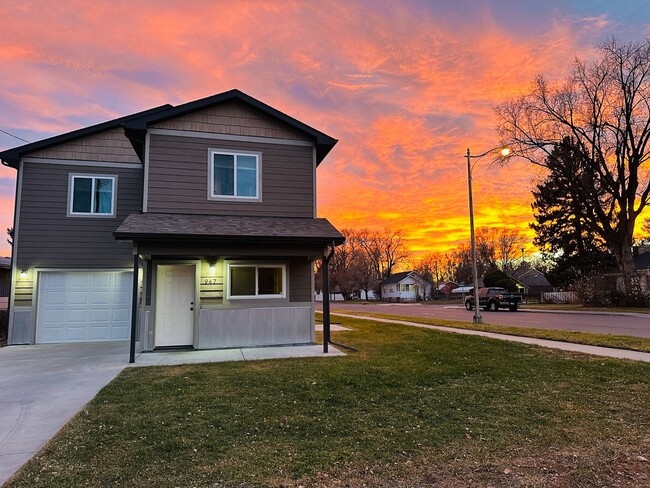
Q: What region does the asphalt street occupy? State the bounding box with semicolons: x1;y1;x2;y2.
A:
316;302;650;338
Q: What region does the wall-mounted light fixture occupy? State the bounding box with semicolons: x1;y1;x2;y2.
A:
209;264;216;275
19;269;28;279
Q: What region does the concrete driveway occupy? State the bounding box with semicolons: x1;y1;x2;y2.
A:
0;342;129;486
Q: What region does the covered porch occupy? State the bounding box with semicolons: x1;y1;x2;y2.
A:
114;213;344;362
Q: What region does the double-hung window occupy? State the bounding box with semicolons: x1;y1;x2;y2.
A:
228;264;285;299
209;150;260;200
68;174;116;217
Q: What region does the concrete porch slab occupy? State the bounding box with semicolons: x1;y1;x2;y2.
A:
132;344;345;367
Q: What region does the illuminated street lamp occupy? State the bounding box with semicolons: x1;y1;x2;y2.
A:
466;146;511;324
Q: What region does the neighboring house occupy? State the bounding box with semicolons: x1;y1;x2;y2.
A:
381;271;432;301
0;257;10;310
1;89;344;355
436;281;459;297
510;264;553;293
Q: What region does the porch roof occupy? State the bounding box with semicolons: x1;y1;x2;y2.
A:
114;212;345;245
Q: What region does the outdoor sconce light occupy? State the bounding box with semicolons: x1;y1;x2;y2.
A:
208;264;216;275
19;269;28;279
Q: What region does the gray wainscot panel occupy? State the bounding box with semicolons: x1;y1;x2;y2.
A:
198;305;312;349
10;308;34;344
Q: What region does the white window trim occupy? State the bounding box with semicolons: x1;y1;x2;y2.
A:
208;149;262;202
67;174;117;218
227;263;286;299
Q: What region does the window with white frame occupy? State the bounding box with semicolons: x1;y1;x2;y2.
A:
228;264;285;299
209;150;260;200
68;175;116;216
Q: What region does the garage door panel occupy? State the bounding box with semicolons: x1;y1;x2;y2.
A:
114;291;130;304
91;291;111;304
111;325;130;340
68;273;91;287
68;308;88;323
42;291;66;306
91;273;111;286
68;291;89;305
37;271;133;343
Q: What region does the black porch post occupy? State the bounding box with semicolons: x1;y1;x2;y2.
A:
129;251;139;364
321;242;335;353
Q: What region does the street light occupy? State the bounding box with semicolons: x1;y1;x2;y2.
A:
466;146;511;324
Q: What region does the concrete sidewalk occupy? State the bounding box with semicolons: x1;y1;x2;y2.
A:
333;312;650;363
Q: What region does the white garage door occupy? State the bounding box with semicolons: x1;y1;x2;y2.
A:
36;271;133;343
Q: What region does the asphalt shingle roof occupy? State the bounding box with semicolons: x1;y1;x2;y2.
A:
381;271;413;285
114;213;345;244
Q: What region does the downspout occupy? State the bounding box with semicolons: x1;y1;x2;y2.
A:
321;242;335;353
129;248;139;364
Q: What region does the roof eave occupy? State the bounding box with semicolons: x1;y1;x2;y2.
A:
114;232;345;246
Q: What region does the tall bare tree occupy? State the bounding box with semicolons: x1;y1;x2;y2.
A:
496;228;527;273
497;38;650;296
357;228;410;282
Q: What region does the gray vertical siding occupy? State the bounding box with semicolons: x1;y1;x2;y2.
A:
25;128;140;163
16;162;142;269
147;134;314;217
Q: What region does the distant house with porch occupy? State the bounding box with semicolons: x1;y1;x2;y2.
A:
381;271;432;301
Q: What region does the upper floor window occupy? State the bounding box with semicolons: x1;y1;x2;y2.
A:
68;174;116;217
209;149;260;200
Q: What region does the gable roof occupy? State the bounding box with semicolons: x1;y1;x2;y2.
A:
0;104;173;168
125;89;338;164
510;264;551;287
381;271;431;286
0;89;338;169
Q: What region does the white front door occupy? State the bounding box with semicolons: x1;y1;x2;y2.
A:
155;264;195;347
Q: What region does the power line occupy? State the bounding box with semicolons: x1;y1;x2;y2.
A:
0;127;30;144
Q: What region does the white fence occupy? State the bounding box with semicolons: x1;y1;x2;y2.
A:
541;291;580;304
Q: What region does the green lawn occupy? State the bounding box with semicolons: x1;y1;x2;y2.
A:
9;316;650;487
328;310;650;353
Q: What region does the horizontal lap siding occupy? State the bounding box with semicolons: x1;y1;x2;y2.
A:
147;134;314;217
289;258;312;302
16;162;142;269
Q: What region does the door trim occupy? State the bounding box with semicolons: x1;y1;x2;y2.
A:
152;262;198;348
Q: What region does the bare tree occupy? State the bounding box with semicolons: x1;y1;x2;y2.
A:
357;227;410;281
496;38;650;297
329;228;363;300
496;228;527;273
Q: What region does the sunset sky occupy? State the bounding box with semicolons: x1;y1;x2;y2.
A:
1;0;650;259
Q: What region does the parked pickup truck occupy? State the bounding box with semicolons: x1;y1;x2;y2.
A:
464;287;522;312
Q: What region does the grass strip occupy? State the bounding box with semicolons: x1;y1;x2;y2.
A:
321;310;650;353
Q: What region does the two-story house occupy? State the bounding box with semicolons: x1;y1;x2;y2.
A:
1;89;344;360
